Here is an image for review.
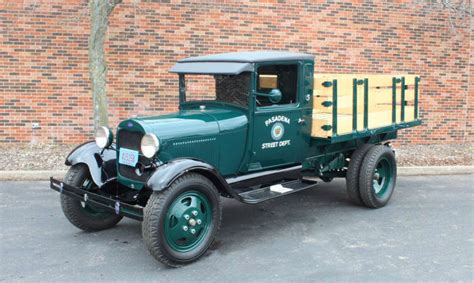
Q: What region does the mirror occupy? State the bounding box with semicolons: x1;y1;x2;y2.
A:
268;89;282;104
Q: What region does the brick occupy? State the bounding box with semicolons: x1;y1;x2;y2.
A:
0;0;471;145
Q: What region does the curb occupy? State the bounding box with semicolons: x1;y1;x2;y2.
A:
397;166;473;176
0;166;472;181
0;170;67;181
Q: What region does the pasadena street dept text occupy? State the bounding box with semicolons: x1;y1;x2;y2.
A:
261;140;291;149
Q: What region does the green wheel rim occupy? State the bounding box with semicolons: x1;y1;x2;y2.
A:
372;157;393;197
164;190;212;253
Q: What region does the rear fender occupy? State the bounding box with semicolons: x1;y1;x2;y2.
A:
65;141;117;187
146;158;236;198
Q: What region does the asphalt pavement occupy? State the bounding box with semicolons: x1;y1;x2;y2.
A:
0;175;473;282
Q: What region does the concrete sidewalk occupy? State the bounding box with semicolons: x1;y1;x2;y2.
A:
0;166;472;181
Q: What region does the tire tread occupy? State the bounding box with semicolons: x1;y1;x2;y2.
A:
60;164;122;232
142;173;221;268
359;145;397;208
346;144;373;205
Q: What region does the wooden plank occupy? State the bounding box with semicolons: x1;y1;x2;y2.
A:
311;107;416;138
313;74;416;93
259;74;277;89
313;88;413;116
315;103;410;115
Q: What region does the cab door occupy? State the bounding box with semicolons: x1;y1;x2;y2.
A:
247;62;312;171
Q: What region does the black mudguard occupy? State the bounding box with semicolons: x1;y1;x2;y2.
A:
65;141;117;187
146;158;236;198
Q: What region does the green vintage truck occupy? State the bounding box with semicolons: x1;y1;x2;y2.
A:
50;51;421;267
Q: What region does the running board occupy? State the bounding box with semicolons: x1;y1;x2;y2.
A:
237;179;318;204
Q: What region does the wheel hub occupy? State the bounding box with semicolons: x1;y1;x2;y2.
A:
372;157;393;197
164;191;212;253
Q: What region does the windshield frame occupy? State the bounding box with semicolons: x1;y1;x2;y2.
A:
177;73;252;111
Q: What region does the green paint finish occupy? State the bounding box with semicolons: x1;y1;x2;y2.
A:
415;77;420;119
321;125;332;131
322;81;332;87
249;61;312;171
363;78;369;129
372;157;394;197
116;174;145;190
164;190;212;253
392;77;397;124
321;153;345;172
352;78;358;131
117;104;248;178
322;101;333;107
401;77;406;122
332;79;338;135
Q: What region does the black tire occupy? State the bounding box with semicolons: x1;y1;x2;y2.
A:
359;145;397;208
60;164;122;232
142;173;222;268
346;143;374;205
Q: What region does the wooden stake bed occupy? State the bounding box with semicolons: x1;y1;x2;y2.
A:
311;74;420;139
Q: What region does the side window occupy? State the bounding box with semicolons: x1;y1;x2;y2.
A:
257;64;298;106
215;73;250;107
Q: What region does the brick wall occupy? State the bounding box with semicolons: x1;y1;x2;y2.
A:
1;0;472;145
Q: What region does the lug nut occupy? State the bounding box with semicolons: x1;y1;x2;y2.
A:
184;214;190;220
196;219;202;225
182;226;188;232
192;210;198;216
190;229;196;235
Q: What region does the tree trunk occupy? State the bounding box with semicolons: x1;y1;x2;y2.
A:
88;0;122;129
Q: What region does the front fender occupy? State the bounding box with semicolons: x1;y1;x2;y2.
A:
65;141;117;187
146;159;236;198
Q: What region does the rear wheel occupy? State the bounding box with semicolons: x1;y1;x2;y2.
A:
359;145;397;208
142;173;221;267
60;164;122;232
346;144;374;205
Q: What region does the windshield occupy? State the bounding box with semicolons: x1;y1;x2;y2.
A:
181;73;250;108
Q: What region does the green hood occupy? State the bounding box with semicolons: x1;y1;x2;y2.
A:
117;104;248;176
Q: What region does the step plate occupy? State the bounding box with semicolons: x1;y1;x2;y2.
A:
238;179;318;204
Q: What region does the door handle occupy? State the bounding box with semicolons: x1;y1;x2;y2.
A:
298;118;305;124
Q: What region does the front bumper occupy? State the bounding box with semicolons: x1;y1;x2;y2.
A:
50;177;143;221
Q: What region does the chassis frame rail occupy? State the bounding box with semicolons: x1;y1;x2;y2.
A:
49;177;143;221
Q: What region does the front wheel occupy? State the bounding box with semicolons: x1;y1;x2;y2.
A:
359;145;397;208
60;164;123;232
142;173;222;267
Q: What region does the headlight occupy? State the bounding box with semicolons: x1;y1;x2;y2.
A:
141;133;160;158
95;126;113;149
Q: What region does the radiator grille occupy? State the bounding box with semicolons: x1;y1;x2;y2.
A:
117;130;151;182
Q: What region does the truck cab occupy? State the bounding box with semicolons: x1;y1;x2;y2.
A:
113;52;314;190
174;52;316;172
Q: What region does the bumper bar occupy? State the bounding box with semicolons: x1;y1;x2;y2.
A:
50;177;143;221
